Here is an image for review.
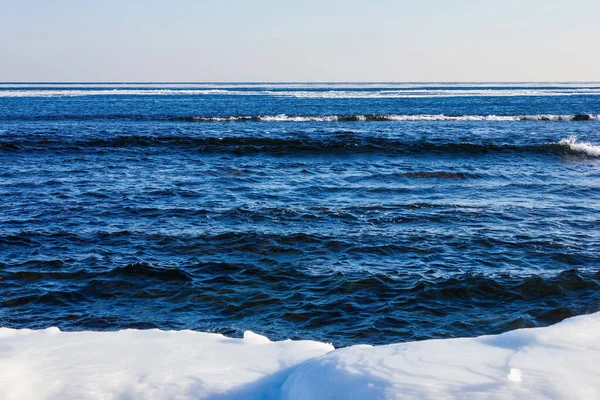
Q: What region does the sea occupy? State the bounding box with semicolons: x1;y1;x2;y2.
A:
1;82;599;347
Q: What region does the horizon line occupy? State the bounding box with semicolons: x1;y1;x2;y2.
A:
2;81;600;85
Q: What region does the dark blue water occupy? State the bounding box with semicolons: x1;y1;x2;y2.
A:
1;83;599;346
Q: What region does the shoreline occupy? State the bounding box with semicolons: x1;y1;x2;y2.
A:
2;312;599;399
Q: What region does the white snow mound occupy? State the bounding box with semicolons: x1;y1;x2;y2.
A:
1;312;600;399
282;312;600;400
0;328;333;400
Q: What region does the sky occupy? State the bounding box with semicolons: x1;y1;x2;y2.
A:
1;0;599;82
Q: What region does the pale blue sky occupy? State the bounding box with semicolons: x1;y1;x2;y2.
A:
1;0;599;82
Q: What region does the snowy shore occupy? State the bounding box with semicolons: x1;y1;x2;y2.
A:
1;312;599;399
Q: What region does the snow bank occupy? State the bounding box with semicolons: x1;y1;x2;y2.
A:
1;312;600;399
0;328;333;400
282;312;600;400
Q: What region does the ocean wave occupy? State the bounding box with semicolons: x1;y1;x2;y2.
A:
3;135;599;157
3;257;600;344
3;113;598;122
173;114;598;122
558;136;600;157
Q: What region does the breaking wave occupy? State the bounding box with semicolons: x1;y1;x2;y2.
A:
558;136;600;157
3;135;599;157
3;113;598;123
172;114;598;122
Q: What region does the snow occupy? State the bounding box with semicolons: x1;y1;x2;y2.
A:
282;312;600;400
0;328;333;400
1;312;600;399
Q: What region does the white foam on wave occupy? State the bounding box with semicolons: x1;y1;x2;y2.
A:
384;114;519;121
207;114;589;122
559;136;600;157
258;114;340;122
193;116;248;122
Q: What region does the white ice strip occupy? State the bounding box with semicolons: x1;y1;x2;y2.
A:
2;82;600;89
2;82;600;90
282;312;600;400
1;313;600;399
0;89;248;97
268;89;600;99
2;88;600;98
559;136;600;157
